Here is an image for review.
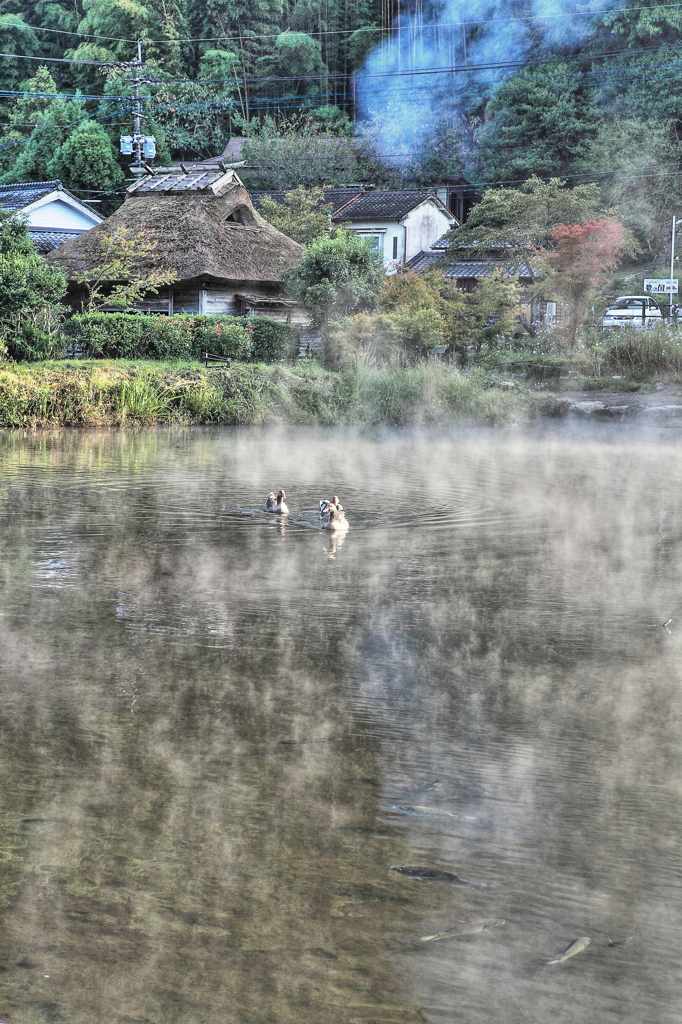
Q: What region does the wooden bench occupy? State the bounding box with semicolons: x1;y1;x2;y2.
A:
203;352;232;368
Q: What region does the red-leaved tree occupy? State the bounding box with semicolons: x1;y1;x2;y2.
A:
546;219;628;347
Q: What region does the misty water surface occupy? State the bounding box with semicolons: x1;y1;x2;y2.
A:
0;423;681;1024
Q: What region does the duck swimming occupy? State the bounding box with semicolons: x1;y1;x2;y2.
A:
320;501;348;532
263;489;288;514
319;495;344;514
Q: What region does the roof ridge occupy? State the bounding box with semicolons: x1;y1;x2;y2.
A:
0;179;60;191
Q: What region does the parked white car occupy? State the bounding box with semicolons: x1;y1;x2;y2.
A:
602;295;664;328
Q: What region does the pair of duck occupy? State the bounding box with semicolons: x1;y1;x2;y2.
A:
261;490;348;531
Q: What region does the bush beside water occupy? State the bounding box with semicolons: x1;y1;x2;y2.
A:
64;313;298;363
0;361;563;428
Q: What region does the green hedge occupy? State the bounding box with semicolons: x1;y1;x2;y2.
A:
63;312;302;362
249;316;300;362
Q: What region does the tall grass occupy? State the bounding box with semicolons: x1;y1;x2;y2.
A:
0;359;561;428
599;323;682;376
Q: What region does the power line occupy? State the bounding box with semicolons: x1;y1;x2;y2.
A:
145;43;682;87
0;102;123;149
0;89;126;100
6;2;682;51
115;46;682;107
0;50;118;66
142;3;682;44
0;38;675;87
21;23;136;44
0;53;677;118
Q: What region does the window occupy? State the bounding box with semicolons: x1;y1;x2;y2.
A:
611;298;646;310
355;232;383;255
545;301;557;321
392;235;398;260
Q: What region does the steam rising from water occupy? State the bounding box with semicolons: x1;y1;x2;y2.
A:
2;425;682;1023
356;0;622;165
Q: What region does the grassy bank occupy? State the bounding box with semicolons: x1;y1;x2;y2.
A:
0;360;565;428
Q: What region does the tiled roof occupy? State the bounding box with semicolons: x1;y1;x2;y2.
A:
251;187;451;223
405;251;537;280
129;169;227;193
0;179;61;211
28;229;79;253
250;187;365;217
334;189;440;222
429;233;451;250
405;251;444;273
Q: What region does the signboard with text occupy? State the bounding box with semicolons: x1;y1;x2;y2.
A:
644;278;679;293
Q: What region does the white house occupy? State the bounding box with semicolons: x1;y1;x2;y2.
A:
0;179;103;253
250;187;457;274
333;190;457;272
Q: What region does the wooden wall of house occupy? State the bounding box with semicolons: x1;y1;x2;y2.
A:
171;286;200;314
134;287;172;314
200;289;239;316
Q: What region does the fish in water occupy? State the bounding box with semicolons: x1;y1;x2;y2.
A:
394;805;475;820
420;919;505;942
390;866;486;888
608;936;634;947
545;937;591;965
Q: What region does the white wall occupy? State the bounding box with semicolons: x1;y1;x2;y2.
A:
25;195;101;232
346;220;405;274
346;200;454;274
402;201;454;262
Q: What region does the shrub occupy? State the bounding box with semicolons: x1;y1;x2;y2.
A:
0;251;66;361
332;307;446;366
65;312;254;361
189;316;253;361
249;316;299;362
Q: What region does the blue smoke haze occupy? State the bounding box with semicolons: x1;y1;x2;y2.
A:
356;0;622;165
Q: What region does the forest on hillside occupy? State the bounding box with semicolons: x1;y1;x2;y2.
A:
0;0;680;250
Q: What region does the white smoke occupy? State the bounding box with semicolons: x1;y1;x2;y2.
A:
356;0;621;165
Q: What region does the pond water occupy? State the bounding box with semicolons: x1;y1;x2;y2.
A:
1;423;682;1024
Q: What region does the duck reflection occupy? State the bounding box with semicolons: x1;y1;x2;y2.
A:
322;529;348;558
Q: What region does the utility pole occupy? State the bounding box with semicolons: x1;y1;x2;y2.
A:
119;40;156;174
671;214;679;319
131;39;144;171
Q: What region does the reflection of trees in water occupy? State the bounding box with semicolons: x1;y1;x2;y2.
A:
0;433;431;1023
3;428;682;1022
347;443;682;1023
0;666;431;1022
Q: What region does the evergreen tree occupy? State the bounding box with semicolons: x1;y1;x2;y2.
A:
188;0;285;69
0;67;60;176
1;2;78;63
254;31;328;97
580;118;682;252
72;0;189;71
448;176;603;268
48;119;125;193
0;15;41;91
477;62;597;182
284;229;384;333
3;95;88;183
259;185;331;242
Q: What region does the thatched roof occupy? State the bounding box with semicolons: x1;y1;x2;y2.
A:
46;169;302;286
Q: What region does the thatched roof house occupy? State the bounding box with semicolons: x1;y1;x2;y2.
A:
47;167;310;331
